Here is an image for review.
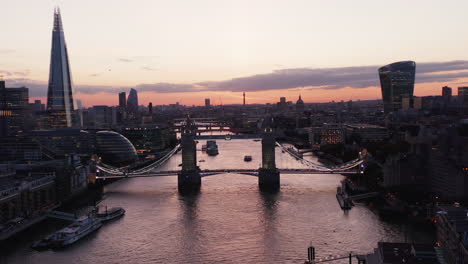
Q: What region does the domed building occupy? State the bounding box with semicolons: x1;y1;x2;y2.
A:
95;131;138;167
296;95;304;112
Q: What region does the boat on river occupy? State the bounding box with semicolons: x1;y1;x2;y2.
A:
244;155;252;162
47;216;102;248
96;207;125;222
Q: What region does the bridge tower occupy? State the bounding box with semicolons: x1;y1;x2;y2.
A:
258;124;280;191
178;118;201;193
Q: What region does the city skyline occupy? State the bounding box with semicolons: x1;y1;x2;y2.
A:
2;1;468;106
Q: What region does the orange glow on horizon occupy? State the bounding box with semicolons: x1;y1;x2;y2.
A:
29;78;468;107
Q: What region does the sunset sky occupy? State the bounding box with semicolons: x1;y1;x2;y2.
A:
2;0;468;106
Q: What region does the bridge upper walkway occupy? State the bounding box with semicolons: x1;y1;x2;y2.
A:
95;140;365;179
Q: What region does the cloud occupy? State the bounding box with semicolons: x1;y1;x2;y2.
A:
195;60;468;92
0;70;30;77
4;78;47;97
118;58;133;63
141;66;157;71
3;60;468;96
135;83;197;93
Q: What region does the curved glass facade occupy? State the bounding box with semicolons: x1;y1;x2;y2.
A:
95;131;138;167
379;61;416;113
46;8;76;128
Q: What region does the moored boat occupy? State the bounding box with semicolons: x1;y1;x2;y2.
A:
48;216;102;248
96;207;125;222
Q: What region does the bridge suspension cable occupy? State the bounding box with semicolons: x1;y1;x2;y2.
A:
276;142;363;172
96;144;181;176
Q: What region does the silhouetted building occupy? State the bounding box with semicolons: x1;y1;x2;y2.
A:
46;8;76;128
0;80;29;137
127;88;138;114
296;95;304;112
122;127;176;152
459;87;468;111
91;105;115;127
31;100;45;112
442;86;452;98
243;92;246;106
148;102;153;114
436;207;468;264
378;61;416;113
118;92;126;109
277;97;287;111
95;131;138;167
205;98;210;108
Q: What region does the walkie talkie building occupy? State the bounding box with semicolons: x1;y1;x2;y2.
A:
378;61;416;114
46;8;76;128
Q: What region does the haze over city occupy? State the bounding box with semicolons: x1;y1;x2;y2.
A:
2;0;468;106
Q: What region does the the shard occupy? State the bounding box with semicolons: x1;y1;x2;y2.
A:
46;8;76;128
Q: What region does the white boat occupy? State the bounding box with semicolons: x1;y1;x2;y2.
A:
96;207;125;222
48;216;102;248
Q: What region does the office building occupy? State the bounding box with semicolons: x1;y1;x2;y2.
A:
118;92;126;109
378;61;416;113
205;98;210;108
442;86;452;98
46;8;76;128
148;102;153;114
0;80;29;137
459;87;468;110
127;88;138;113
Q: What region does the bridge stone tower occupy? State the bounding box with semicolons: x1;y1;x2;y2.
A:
258;120;280;191
178;118;201;193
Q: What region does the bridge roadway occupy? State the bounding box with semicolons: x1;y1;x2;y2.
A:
95;168;362;179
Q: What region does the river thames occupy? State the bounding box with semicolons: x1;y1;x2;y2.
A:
1;139;433;264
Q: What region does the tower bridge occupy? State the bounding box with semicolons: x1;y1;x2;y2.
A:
95;119;366;193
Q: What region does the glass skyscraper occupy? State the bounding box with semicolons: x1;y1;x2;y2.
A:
127;88;138;113
46;8;76;128
378;61;416;113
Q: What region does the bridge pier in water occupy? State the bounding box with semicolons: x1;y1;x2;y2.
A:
258;127;280;191
178;118;201;194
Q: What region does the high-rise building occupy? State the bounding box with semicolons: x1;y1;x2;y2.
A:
0;80;29;137
127;88;138;113
378;61;416;113
413;96;422;110
148;102;153;114
243;92;246;106
76;99;83;110
442;86;452;98
46;8;76;128
205;98;210;108
459;87;468;110
31;100;45;112
118;92;126;109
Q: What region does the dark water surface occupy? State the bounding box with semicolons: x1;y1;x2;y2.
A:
1;139;433;264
